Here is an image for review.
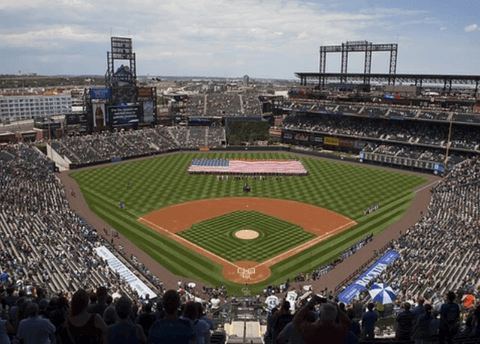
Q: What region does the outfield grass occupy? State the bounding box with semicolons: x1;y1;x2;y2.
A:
71;152;427;295
178;210;316;262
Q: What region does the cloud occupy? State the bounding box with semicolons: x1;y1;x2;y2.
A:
0;0;451;77
36;54;84;63
439;27;447;31
464;24;479;32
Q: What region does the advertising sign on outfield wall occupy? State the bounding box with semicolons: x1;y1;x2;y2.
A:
339;138;355;148
324;137;340;146
294;133;310;141
269;129;282;137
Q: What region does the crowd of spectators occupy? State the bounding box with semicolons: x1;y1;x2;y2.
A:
261;289;479;343
282;99;480;152
362;143;447;161
282;115;385;139
0;144;160;298
418;110;450;121
206;93;241;116
180;93;261;117
188;127;208;148
185;95;205;117
0;286;225;344
241;94;262;117
52;126;226;164
328;158;480;334
281;111;479;168
281;114;465;147
453;113;480;124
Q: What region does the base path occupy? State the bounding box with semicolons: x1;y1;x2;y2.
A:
138;197;356;284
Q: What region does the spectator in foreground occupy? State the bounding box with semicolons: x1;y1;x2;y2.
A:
148;290;195;344
49;296;68;333
181;301;209;344
16;303;56;344
272;300;294;344
439;291;460;344
347;308;361;339
67;289;108;344
135;302;157;336
197;302;214;344
395;302;416;341
278;310;316;344
474;303;480;335
88;286;109;317
103;305;118;326
293;295;350;344
107;296;146;344
361;302;379;341
0;312;13;344
412;303;434;344
412;297;426;320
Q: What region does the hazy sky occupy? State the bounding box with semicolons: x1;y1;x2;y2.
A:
1;0;480;79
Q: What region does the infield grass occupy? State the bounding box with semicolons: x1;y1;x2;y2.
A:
178;210;316;262
71;152;428;295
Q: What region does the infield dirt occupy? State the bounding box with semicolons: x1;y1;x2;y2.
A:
138;197;356;284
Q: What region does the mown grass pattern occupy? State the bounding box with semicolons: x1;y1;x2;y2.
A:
71;152;427;294
177;211;316;262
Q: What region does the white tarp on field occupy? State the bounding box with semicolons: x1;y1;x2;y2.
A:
94;246;157;299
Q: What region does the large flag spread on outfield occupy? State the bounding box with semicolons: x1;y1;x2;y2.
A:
187;158;308;175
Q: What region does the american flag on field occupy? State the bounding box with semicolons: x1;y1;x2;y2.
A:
187;158;308;175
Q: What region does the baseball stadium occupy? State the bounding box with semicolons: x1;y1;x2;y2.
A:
1;37;479;344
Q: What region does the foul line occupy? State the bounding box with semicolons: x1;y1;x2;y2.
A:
253;220;357;269
138;217;239;269
414;180;440;194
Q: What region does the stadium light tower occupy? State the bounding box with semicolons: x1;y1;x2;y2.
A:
319;40;398;86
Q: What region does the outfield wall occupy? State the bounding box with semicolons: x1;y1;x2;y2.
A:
67;145;441;175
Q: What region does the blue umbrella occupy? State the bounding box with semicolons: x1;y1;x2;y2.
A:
369;283;396;304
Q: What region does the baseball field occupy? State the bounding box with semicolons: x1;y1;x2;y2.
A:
70;152;427;294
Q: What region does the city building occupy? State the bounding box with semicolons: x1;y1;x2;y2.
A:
0;94;72;122
243;75;249;87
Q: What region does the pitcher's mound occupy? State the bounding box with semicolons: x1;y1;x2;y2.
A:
235;229;259;240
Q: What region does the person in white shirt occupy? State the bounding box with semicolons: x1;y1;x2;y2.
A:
286;289;298;314
265;292;279;315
